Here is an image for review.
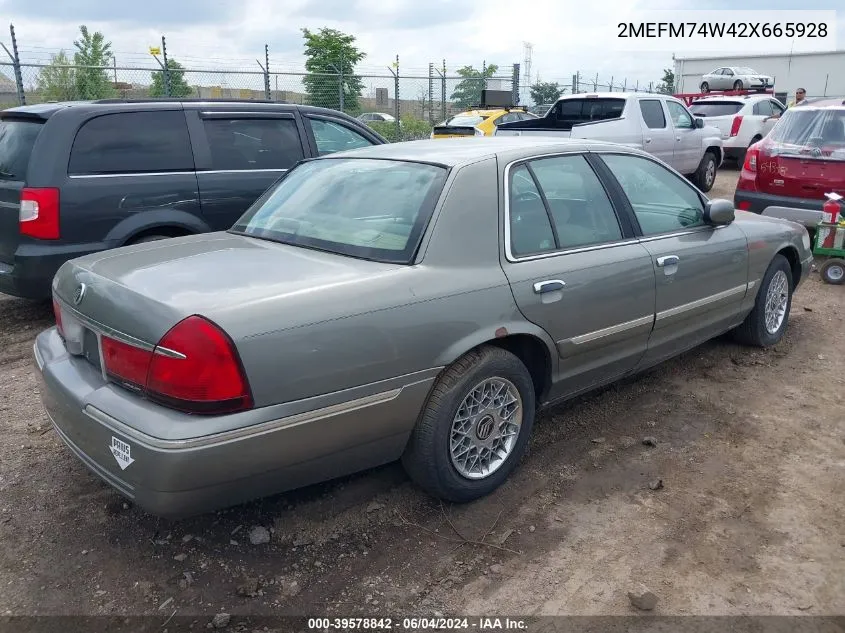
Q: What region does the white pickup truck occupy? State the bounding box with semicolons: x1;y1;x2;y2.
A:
495;93;724;192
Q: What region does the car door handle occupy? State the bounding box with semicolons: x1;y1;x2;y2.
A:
645;137;652;144
656;255;679;267
676;136;681;141
533;279;566;294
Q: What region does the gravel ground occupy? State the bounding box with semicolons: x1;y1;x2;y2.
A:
1;168;843;626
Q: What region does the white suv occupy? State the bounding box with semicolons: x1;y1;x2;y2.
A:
689;95;785;163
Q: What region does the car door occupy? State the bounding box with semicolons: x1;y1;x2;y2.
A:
665;99;700;174
304;116;381;156
186;109;308;231
499;153;657;401
598;152;749;368
638;98;674;164
706;68;722;90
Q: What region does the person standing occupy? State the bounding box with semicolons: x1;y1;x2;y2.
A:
788;88;807;108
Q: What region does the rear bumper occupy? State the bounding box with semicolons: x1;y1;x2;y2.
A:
0;242;108;299
34;328;434;518
733;190;825;228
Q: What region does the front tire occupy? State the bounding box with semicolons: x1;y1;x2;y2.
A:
692;151;718;192
402;345;536;502
820;258;845;285
733;255;793;347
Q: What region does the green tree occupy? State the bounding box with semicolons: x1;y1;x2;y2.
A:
73;25;116;100
450;64;499;110
529;81;562;105
36;51;78;101
150;58;193;97
302;27;365;112
656;68;675;94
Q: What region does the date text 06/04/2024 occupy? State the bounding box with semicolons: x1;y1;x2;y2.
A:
618;21;828;38
306;617;528;630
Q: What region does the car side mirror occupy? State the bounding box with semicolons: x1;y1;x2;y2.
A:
694;117;705;129
705;199;735;225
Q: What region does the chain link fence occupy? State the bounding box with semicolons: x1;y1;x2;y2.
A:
1;60;525;142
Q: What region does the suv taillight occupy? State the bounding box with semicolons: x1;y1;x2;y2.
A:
743;144;760;172
101;316;252;415
730;115;743;137
20;188;60;240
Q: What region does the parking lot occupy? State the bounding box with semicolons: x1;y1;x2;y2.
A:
1;167;843;624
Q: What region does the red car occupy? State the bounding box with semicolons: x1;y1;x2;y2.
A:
734;99;845;235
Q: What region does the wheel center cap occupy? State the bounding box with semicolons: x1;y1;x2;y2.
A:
475;414;495;441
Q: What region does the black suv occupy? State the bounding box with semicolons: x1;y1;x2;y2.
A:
0;99;386;299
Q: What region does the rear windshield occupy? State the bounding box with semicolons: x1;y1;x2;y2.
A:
553;98;625;124
690;102;744;117
0;119;43;181
769;108;845;160
444;115;487;127
231;158;448;264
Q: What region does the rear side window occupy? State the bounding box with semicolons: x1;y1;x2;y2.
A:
0;119;43;181
690;102;744;117
554;98;625;123
68;111;194;175
308;118;375;156
639;100;666;129
202;118;304;171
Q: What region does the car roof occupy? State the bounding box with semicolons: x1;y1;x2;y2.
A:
692;95;773;103
798;98;845;109
329;137;644;167
556;92;665;100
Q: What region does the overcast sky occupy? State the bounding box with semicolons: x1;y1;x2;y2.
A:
2;0;842;88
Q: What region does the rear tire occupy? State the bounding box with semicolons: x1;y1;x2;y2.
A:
732;255;793;347
733;80;744;91
700;82;710;93
820;259;845;285
691;151;718;192
402;345;536;502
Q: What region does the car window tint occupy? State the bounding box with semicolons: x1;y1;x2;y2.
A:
0;119;43;181
753;101;774;117
202;118;304;171
68;111;193;175
771;101;785;115
309;119;374;156
509;164;556;257
666;101;693;129
600;154;705;235
528;155;623;249
639;100;666;129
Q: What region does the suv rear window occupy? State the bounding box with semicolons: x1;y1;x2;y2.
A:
689;102;744;117
0;119;43;181
769;108;845;159
69;111;194;175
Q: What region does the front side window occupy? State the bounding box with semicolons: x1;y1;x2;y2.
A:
68;111;193;175
231;159;447;264
600;154;705;235
308;119;374;156
666;101;693;129
202;118;304;171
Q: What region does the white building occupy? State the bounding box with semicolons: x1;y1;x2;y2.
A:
674;50;845;101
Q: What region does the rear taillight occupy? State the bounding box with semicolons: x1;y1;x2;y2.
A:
19;188;60;240
743;144;760;172
737;200;753;210
101;315;252;415
730;116;743;137
52;299;64;337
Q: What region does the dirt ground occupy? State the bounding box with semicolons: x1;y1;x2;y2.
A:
1;168;843;627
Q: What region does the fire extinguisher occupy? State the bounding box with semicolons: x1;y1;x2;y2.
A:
820;192;843;249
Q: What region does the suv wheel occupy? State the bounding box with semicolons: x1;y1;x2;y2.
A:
402;345;536;502
692;152;717;192
732;255;793;347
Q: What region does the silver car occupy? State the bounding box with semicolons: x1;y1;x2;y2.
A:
36;138;812;517
700;67;774;93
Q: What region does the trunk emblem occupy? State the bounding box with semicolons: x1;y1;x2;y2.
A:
73;283;87;305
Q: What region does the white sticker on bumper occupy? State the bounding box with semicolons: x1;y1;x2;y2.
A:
110;436;135;470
